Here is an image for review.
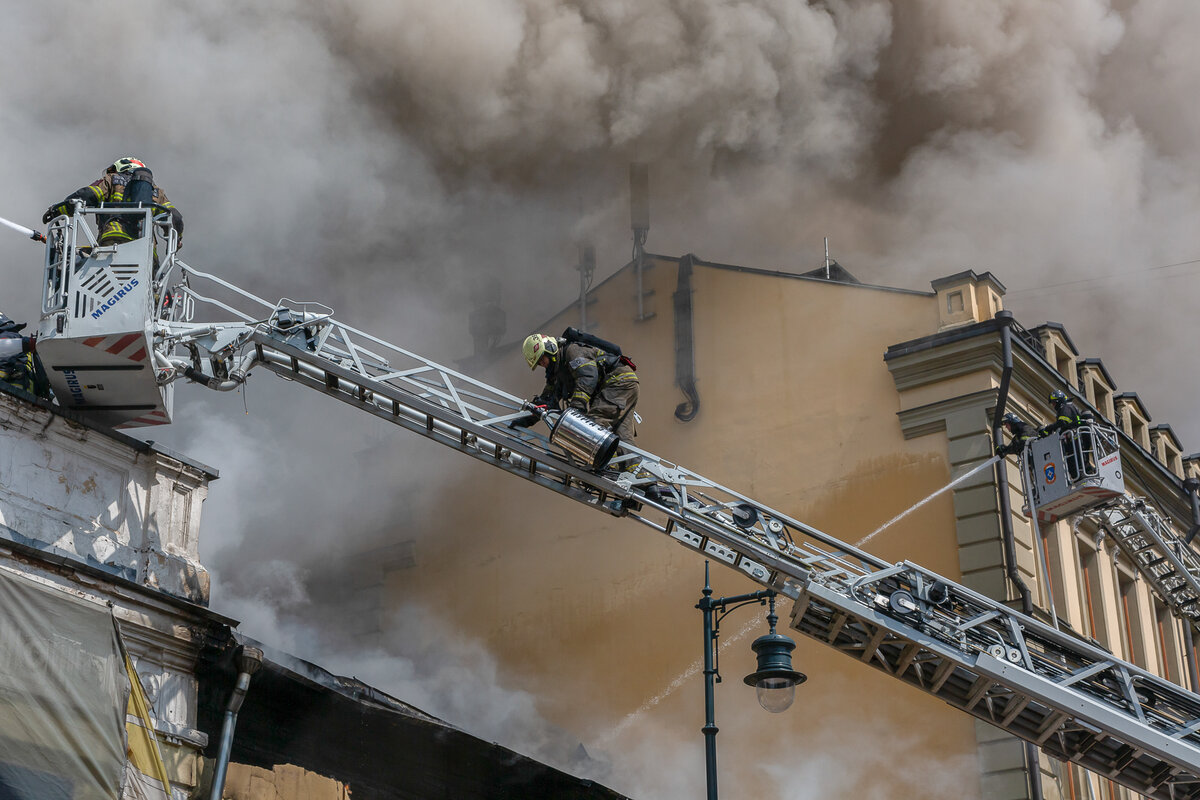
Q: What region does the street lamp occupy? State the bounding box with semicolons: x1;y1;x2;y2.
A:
697;561;806;800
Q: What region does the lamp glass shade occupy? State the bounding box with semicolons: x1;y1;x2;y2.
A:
743;632;806;713
755;677;796;713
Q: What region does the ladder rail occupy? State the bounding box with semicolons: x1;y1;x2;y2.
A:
1089;497;1200;621
246;336;1200;793
160;269;1200;796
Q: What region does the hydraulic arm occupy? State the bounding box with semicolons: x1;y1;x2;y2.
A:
34;216;1200;797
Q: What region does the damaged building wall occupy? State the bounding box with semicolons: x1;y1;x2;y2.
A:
0;389;212;604
0;385;228;797
0;381;631;798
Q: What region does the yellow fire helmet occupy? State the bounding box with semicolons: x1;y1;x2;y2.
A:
107;157;147;174
522;334;558;370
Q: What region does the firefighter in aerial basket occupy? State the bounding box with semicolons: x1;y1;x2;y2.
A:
1041;389;1095;477
43;157;183;248
514;331;639;448
995;412;1037;458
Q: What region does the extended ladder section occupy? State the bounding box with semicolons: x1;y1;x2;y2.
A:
38;263;1200;797
1017;423;1200;624
1088;497;1200;623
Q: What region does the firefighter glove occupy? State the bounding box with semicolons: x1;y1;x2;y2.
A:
509;413;540;429
42;207;58;224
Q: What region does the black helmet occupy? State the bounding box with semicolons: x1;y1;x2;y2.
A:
1002;412;1021;428
1049;389;1068;405
0;313;26;334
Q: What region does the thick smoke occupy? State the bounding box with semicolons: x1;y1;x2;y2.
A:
4;1;1200;797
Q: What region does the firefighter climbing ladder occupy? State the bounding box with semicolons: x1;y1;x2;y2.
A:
33;210;1200;799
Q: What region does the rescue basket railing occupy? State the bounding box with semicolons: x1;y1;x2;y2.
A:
42;204;179;320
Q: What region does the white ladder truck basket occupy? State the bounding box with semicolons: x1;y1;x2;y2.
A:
37;202;180;428
1023;423;1125;522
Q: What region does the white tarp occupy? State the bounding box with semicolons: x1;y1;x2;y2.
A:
120;651;170;800
0;567;127;800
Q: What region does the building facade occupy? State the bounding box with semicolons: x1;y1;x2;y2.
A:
381;254;1200;799
0;384;629;799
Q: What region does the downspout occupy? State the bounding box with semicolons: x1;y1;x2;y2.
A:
1183;478;1200;692
673;254;700;422
989;311;1044;800
209;646;263;800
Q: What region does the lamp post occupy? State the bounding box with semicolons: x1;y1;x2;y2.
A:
697;561;806;800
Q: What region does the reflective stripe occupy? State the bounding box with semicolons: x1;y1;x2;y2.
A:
604;371;638;385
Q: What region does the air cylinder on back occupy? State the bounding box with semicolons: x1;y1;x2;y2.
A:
549;408;619;471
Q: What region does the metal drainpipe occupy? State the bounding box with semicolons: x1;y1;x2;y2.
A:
990;311;1044;800
209;646;263;800
1183;478;1200;692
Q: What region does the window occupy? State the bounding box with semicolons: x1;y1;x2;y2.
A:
947;290;964;314
1079;543;1108;645
169;484;192;551
1130;415;1149;450
1055;350;1074;382
1117;570;1147;665
1154;600;1183;683
1039;521;1068;616
1094;383;1113;422
1192;639;1200;693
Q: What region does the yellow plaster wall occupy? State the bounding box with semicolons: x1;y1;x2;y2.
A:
217;763;349;800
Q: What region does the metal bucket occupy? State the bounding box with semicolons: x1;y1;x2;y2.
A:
549;408;620;471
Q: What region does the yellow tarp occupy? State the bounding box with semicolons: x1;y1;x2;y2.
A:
121;652;171;800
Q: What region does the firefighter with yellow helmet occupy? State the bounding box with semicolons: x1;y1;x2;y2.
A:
518;331;639;444
43;157;183;247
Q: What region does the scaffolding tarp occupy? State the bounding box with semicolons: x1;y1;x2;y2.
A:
0;567;127;800
120;650;170;800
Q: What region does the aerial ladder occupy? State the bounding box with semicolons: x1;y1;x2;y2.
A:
29;205;1200;798
1017;414;1200;624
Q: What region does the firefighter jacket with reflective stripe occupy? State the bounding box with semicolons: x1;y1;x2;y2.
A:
997;419;1038;457
1042;400;1084;436
52;171;183;244
0;333;36;395
539;341;637;411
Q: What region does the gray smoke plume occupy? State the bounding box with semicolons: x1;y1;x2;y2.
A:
4;1;1200;797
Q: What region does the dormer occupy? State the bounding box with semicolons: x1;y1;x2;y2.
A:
1185;454;1200;482
1028;323;1079;385
931;270;1006;331
1114;392;1151;451
1077;358;1116;423
1151;424;1184;478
